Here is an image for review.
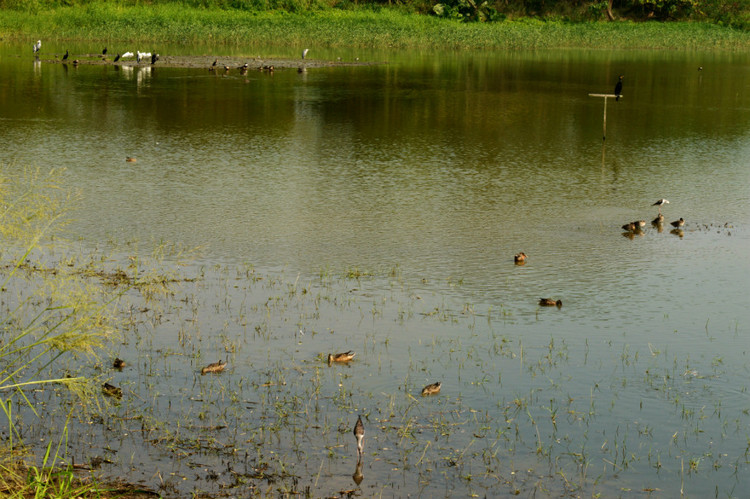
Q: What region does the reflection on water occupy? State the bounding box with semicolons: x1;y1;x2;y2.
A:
1;43;749;497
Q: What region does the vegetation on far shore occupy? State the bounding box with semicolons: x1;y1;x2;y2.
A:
0;0;748;50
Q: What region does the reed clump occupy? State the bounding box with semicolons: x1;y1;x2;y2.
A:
0;167;122;497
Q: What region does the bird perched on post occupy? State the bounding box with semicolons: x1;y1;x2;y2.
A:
614;75;623;101
354;415;365;461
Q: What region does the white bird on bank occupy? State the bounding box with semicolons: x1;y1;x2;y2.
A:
302;48;309;59
121;52;134;59
33;40;41;54
136;51;151;63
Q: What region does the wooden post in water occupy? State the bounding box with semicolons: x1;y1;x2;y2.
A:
589;93;621;141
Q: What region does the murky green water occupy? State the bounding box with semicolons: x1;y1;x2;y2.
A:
2;43;749;497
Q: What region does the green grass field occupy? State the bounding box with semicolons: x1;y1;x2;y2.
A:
1;3;748;50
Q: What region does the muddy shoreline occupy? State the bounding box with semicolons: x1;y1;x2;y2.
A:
35;53;385;70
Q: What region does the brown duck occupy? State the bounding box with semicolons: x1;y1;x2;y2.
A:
539;298;562;308
421;382;442;396
328;351;355;365
201;360;227;375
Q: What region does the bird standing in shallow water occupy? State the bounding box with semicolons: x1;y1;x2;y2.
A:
354;416;365;461
652;213;664;225
614;75;623;101
652;198;669;213
671;218;685;228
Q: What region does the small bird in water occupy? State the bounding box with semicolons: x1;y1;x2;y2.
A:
126;157;137;163
114;53;121;62
539;298;562;308
652;213;664;225
33;40;41;54
62;49;69;61
514;252;527;265
671;218;685;228
302;48;309;59
622;222;637;232
354;415;365;461
201;360;227;375
102;382;122;398
72;59;79;66
421;382;441;396
113;358;126;369
614;74;623;101
652;198;669;213
328;351;355;365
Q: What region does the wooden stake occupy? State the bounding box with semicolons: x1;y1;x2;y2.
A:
589;93;621;141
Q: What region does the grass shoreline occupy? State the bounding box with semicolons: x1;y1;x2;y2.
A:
1;4;749;50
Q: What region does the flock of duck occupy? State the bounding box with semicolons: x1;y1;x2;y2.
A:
511;199;685;311
621;198;685;236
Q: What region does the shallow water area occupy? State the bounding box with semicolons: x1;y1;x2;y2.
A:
1;42;750;497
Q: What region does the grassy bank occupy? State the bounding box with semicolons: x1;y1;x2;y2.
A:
0;3;749;50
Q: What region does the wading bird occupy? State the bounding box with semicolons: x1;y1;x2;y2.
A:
652;213;664;225
302;48;309;59
354;416;365;461
33;40;41;54
671;218;685;228
652;198;669;213
122;51;134;59
614;75;623;101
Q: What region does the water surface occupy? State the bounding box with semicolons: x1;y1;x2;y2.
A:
1;43;749;497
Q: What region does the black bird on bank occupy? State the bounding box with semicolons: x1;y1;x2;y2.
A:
62;49;69;61
614;74;623;101
114;53;121;62
102;47;107;55
151;52;158;65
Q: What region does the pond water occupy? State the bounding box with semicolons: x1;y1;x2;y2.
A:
1;42;750;497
